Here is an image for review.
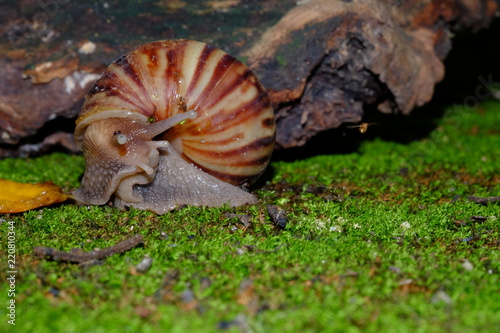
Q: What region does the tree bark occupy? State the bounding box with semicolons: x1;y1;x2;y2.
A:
0;0;498;156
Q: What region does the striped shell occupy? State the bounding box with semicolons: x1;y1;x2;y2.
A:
73;40;275;214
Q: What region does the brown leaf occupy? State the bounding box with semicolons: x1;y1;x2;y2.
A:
0;179;69;213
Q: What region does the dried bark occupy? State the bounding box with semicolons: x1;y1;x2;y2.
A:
0;0;498;156
244;0;499;147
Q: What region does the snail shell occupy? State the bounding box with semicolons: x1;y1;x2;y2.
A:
73;40;275;214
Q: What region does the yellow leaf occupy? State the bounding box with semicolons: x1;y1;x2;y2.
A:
0;179;69;213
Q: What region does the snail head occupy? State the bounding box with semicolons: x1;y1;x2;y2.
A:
72;110;197;205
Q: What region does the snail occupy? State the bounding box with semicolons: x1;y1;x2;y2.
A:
72;40;275;214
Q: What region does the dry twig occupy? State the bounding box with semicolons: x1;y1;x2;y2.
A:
467;195;500;205
33;234;144;263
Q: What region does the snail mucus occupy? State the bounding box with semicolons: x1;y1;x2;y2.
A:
72;40;275;214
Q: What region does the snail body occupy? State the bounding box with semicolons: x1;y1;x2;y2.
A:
73;40;275;214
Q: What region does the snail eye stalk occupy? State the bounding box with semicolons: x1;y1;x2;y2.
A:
114;132;128;145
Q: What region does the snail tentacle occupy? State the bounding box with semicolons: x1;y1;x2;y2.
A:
144;109;198;139
137;163;155;175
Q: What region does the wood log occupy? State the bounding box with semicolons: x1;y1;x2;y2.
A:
0;0;498;156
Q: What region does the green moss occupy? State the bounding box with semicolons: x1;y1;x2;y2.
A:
276;55;287;67
0;101;499;332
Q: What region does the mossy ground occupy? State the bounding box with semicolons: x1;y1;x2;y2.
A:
0;100;499;332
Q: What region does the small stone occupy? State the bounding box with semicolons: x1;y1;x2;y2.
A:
79;40;96;54
398;279;413;286
181;289;195;303
431;290;452;304
400;221;411;229
135;256;153;273
389;266;401;274
329;225;342;233
267;204;288;229
460;259;474;271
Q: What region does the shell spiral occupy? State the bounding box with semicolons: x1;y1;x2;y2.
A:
76;39;275;186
